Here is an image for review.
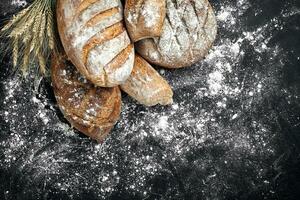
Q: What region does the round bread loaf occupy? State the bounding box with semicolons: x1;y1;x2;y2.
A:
51;53;122;143
135;0;217;68
124;0;166;42
121;54;173;106
56;0;135;87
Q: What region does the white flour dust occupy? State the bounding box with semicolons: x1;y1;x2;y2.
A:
0;0;294;198
11;0;27;7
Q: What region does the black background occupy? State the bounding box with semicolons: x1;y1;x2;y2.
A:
0;0;300;199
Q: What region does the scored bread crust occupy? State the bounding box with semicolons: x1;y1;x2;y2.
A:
51;53;122;143
136;0;217;68
124;0;166;42
120;54;173;106
56;0;134;87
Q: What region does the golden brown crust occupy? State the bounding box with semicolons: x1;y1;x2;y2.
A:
105;44;134;72
136;0;217;68
82;22;125;66
120;54;173;106
51;52;122;143
85;7;120;27
77;0;99;15
56;0;134;87
124;0;166;42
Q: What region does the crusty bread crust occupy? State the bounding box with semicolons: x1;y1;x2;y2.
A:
136;0;217;68
56;0;134;87
121;54;173;106
124;0;166;42
51;53;122;143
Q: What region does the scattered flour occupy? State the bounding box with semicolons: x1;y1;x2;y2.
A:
11;0;27;7
0;0;291;198
140;2;160;28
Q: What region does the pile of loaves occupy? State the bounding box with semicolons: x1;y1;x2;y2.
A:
53;0;217;142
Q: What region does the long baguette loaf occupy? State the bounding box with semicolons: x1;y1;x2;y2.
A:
136;0;217;68
56;0;135;87
51;53;121;143
124;0;166;42
121;54;173;106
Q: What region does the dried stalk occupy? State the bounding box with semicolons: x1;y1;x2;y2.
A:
0;0;57;76
1;6;31;32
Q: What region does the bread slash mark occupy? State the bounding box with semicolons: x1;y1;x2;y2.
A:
77;0;99;15
86;7;120;27
82;22;125;66
105;44;134;72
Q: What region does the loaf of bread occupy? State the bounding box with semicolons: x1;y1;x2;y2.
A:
51;53;121;143
120;54;173;106
135;0;217;68
124;0;166;42
56;0;135;87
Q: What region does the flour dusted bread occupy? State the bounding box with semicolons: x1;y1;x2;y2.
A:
51;53;121;143
56;0;134;87
124;0;166;42
121;54;173;106
136;0;217;68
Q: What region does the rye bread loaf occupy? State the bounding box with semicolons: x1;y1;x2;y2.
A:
51;53;121;143
135;0;217;68
56;0;134;87
124;0;166;42
120;54;173;106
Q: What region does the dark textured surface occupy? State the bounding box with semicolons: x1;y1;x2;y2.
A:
0;0;300;199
